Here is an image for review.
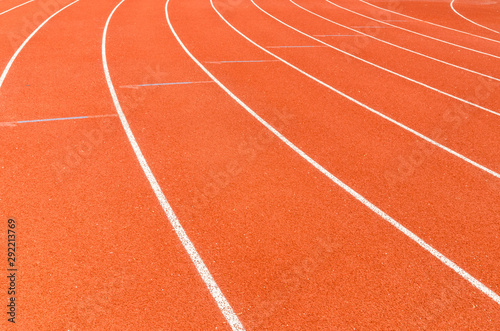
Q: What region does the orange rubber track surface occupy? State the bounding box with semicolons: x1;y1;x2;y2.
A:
0;0;499;329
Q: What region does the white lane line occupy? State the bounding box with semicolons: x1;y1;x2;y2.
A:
205;60;279;64
0;0;34;16
359;0;500;43
351;25;389;28
324;0;500;59
290;0;500;83
450;0;499;34
104;1;244;330
267;45;328;48
0;1;79;89
253;0;500;118
172;0;500;306
314;34;359;37
0;114;117;127
119;80;213;88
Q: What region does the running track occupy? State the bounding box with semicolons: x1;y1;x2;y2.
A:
0;0;499;329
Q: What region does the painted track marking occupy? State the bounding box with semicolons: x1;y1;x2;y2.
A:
0;0;34;16
450;0;499;34
359;0;500;43
324;0;500;59
167;0;500;306
313;34;359;37
289;0;500;83
103;1;245;330
350;25;389;28
0;114;117;126
0;1;80;90
267;45;328;48
119;80;213;88
205;60;280;64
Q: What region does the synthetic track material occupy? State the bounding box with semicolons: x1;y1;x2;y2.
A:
174;0;500;306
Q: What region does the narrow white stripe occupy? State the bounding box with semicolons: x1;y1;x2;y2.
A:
200;0;500;304
213;0;500;180
0;0;34;16
359;0;500;43
351;25;389;28
119;81;213;88
205;60;279;64
105;1;244;330
289;0;500;83
0;1;79;89
267;45;328;48
314;34;359;37
450;0;499;34
324;0;500;59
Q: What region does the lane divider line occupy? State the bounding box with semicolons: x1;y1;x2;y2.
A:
450;0;499;34
314;34;360;37
350;25;390;28
0;0;34;16
267;45;328;48
254;0;500;117
0;1;79;90
19;116;89;123
103;1;245;330
359;0;500;43
324;0;500;59
119;81;213;88
289;0;500;83
0;114;117;126
205;60;280;64
170;0;500;306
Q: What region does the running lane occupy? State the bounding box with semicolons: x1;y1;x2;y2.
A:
361;0;500;37
0;0;234;328
106;0;500;328
170;0;500;317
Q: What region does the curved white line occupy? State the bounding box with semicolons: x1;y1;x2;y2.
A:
450;0;499;34
323;0;500;60
289;0;500;83
168;0;500;306
0;1;79;89
256;0;500;118
103;1;244;330
0;0;34;16
360;0;500;42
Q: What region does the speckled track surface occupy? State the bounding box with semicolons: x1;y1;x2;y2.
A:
0;0;499;329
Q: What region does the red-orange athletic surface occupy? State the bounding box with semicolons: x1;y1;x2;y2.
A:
0;0;499;329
